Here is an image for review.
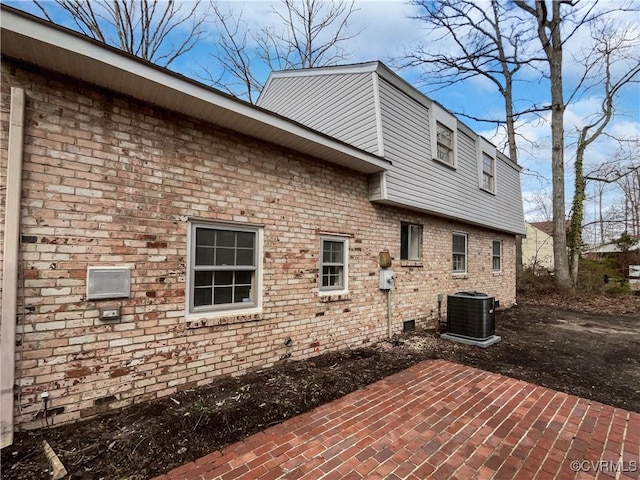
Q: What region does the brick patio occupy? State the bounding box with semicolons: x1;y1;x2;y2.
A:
152;360;640;480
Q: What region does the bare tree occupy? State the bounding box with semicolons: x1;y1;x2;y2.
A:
567;19;640;286
407;0;636;291
528;190;554;222
584;151;640;244
207;0;361;102
404;0;547;282
405;0;546;162
202;4;263;102
33;0;209;67
256;0;360;70
512;0;576;290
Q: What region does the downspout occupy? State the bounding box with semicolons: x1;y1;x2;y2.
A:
1;87;25;448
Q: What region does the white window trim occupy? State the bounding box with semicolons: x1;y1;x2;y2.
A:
319;234;349;296
492;239;503;273
477;137;497;194
452;232;468;274
185;220;264;321
430;103;458;169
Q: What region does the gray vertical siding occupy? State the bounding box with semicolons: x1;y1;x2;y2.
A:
377;77;525;234
258;66;526;235
258;73;380;154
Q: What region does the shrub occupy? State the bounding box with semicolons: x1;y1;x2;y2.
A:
517;266;556;295
577;258;623;294
604;282;630;296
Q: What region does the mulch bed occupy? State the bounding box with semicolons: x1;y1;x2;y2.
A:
3;293;639;479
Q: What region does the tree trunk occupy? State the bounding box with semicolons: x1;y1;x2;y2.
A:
569;143;586;288
547;1;571;292
503;69;524;283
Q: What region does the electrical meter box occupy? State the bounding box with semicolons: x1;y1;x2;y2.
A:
379;269;394;290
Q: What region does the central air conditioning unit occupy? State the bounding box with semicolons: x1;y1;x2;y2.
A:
441;292;501;347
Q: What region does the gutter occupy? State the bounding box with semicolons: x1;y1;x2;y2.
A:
1;87;25;448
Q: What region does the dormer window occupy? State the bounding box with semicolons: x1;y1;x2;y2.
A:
430;104;457;168
482;153;495;192
477;137;497;194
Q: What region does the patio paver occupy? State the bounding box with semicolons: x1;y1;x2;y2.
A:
152;360;640;480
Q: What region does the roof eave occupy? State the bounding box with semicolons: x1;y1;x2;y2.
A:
0;6;389;175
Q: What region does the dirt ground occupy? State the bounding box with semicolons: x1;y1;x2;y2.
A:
3;293;639;480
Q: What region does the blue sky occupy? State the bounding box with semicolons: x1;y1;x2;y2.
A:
5;0;640;232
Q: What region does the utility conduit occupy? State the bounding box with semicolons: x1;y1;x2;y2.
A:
1;87;25;448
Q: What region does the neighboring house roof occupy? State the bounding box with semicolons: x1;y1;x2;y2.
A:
0;5;390;175
529;221;554;236
586;240;640;254
529;221;572;237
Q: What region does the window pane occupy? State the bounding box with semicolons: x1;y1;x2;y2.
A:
215;247;234;265
453;235;465;253
400;224;409;260
437;123;452;147
214;286;233;305
235;271;252;285
214;271;233;285
195;247;214;266
483;173;493;191
237;232;254;248
196;229;215;246
409;225;421;260
331;245;343;263
322;244;332;263
216;230;235;247
235;286;251;302
493;257;501;271
323;265;343;287
323;241;344;264
453;254;465;272
483;154;494;173
437;144;452;163
195;271;213;287
236;248;254;266
194;287;212;306
493;241;501;256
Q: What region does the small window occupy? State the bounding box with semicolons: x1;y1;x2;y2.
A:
436;122;454;165
452;233;467;273
320;236;348;292
477;137;497;193
482;153;495;192
188;222;261;314
401;223;422;261
492;240;502;272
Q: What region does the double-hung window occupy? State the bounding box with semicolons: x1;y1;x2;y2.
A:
492;240;502;272
482;153;495;192
436;122;454;166
452;233;467;273
320;236;347;293
189;222;261;314
477;137;497;193
401;223;422;261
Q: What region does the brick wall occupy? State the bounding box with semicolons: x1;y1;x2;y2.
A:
1;60;516;429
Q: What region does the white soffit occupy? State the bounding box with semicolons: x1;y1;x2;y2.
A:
0;7;389;175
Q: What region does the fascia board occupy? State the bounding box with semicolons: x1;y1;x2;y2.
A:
0;7;389;174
